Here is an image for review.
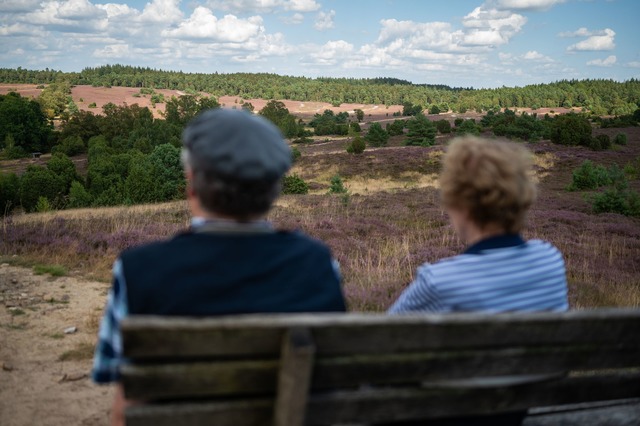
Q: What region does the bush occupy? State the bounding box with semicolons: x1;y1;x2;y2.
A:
365;122;389;147
53;135;85;156
88;102;97;108
328;175;348;194
386;120;405;136
405;115;436;146
592;188;640;217
291;146;301;163
35;196;52;212
614;133;628;145
455;119;480;136
346;135;365;154
19;165;65;212
549;113;592;146
282;174;308;194
435;119;452;134
567;160;610;191
587;134;612;151
68;181;92;208
0;172;19;215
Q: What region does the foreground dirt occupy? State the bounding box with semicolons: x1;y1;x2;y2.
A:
0;264;113;425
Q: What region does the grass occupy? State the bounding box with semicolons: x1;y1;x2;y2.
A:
58;342;95;362
9;308;26;316
33;264;67;277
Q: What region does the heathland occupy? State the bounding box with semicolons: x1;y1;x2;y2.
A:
0;67;639;425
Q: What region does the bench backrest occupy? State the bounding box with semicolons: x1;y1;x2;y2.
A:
121;308;640;426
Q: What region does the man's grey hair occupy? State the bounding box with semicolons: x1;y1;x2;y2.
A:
181;148;281;220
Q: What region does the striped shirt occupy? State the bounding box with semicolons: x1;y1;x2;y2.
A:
388;234;568;314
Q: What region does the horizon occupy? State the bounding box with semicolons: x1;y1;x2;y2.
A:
1;0;639;89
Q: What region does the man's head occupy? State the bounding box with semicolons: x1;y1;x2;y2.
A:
181;108;291;221
440;136;537;235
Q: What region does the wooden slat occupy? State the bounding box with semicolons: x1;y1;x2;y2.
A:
121;344;640;400
125;373;640;426
273;328;315;426
121;360;279;400
305;373;640;424
121;310;640;359
126;399;272;426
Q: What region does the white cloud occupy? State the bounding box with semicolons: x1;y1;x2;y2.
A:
0;0;42;13
490;0;566;11
461;7;527;46
567;28;615;51
93;43;131;59
140;0;183;24
628;61;640;68
558;27;592;38
22;0;108;32
163;8;263;43
377;20;461;51
522;50;553;61
308;40;354;65
587;55;616;67
204;0;319;14
314;10;335;31
281;13;304;25
284;0;321;12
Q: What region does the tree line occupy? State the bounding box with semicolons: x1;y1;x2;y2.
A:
1;65;639;115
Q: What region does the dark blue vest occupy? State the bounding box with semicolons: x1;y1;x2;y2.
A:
121;230;346;315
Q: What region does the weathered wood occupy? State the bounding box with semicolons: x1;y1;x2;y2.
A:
121;309;640;359
121;345;640;400
124;374;640;426
125;399;273;426
273;328;315;426
121;309;640;425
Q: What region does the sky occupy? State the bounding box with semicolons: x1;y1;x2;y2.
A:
1;0;639;88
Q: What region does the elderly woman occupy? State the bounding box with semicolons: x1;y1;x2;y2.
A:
389;136;568;314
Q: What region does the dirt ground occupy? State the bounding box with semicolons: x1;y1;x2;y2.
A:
0;264;113;425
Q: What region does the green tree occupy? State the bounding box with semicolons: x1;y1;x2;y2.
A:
148;143;184;201
549;113;592;146
435;119;452;134
19;165;65;212
405;115;436;146
328;175;348;194
354;109;364;122
0;172;20;215
456;119;481;136
365;122;389;147
386;119;405;136
259;100;302;138
47;152;81;192
68;181;92;209
0;92;51;153
53;135;85;156
282;174;309;194
346;134;366;154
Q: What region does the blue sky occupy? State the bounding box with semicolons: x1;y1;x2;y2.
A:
0;0;638;88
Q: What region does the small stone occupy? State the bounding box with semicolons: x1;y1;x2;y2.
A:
64;326;77;334
11;279;18;284
20;293;28;298
1;263;9;267
60;295;70;302
2;362;13;372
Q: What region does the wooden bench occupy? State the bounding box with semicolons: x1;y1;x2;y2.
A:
120;308;640;426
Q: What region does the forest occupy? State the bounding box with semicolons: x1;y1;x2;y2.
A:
1;65;639;115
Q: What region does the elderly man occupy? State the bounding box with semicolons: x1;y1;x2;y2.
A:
92;108;346;424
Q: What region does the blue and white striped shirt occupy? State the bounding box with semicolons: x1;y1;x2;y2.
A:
388;235;568;314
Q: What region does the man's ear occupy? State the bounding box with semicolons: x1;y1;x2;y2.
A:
184;168;196;198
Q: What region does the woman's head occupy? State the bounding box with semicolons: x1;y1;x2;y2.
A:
440;136;537;234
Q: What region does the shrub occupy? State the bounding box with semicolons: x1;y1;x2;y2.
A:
386;120;405;136
68;181;92;208
592;188;640;217
282;174;308;194
328;175;348;194
549;113;592;146
291;146;301;163
405;115;436;146
455;119;480;136
454;118;464;127
365;122;389;147
88;102;97;108
614;133;628;145
435;119;452;134
587;134;612;151
19;165;65;212
567;160;610;191
53;135;85;156
0;172;20;215
346;135;365;154
35;196;52;212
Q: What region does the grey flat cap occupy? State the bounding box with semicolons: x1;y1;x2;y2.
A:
182;108;291;181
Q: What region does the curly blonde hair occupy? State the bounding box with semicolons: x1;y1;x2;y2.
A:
440;136;537;234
